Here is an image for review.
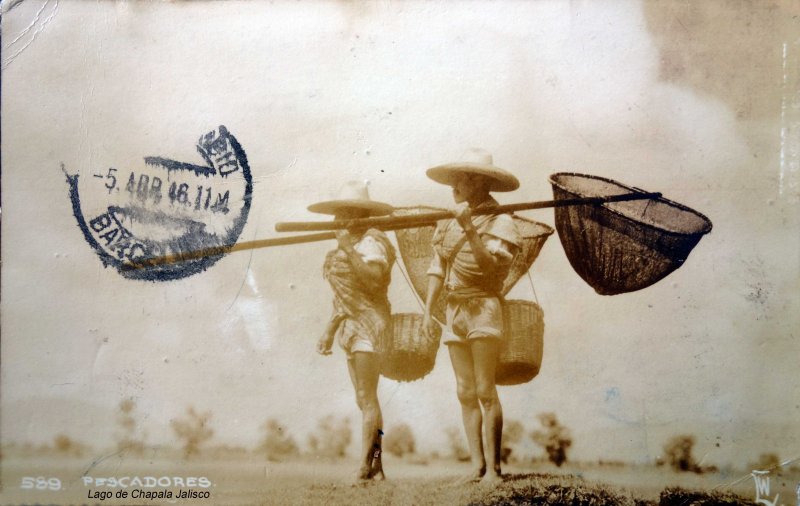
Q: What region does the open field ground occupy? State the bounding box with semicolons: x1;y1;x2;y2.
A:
3;455;797;505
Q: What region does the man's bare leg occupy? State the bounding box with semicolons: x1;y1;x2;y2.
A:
348;353;383;482
448;343;486;483
472;338;503;486
370;428;385;481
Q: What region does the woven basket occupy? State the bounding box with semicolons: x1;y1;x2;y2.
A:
549;173;712;295
501;216;553;295
393;206;447;322
497;300;544;386
381;313;441;382
393;207;553;302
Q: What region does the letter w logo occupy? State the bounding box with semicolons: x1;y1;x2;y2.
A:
751;470;780;506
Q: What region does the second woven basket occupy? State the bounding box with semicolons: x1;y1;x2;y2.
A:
497;299;545;385
381;313;441;382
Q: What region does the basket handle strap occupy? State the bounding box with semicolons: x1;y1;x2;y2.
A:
527;271;540;305
394;255;428;313
444;213;494;282
446;234;469;263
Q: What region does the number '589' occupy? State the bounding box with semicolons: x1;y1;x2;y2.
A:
20;476;61;490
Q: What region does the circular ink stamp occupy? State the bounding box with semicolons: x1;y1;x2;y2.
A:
65;125;253;282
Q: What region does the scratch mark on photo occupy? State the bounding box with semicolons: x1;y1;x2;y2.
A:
2;0;59;70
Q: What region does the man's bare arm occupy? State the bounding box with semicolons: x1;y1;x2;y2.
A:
336;230;387;292
453;203;500;278
423;275;444;339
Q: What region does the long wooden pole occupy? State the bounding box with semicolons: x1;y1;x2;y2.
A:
122;232;335;270
123;220;443;270
124;191;661;269
275;191;662;233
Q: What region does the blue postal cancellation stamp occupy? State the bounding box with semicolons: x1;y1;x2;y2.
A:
65;126;253;282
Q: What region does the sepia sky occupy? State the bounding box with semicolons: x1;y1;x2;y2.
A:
2;0;798;467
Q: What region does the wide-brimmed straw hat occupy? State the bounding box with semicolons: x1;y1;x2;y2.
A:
307;180;394;216
427;148;520;192
483;214;522;248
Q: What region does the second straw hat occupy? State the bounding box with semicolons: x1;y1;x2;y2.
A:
307;180;393;216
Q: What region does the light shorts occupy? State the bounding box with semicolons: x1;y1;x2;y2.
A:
336;318;377;357
442;296;504;345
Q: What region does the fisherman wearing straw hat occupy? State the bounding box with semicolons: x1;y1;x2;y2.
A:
422;149;521;486
312;180;397;483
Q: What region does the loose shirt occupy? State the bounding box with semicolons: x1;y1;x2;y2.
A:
426;198;516;296
323;229;396;354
